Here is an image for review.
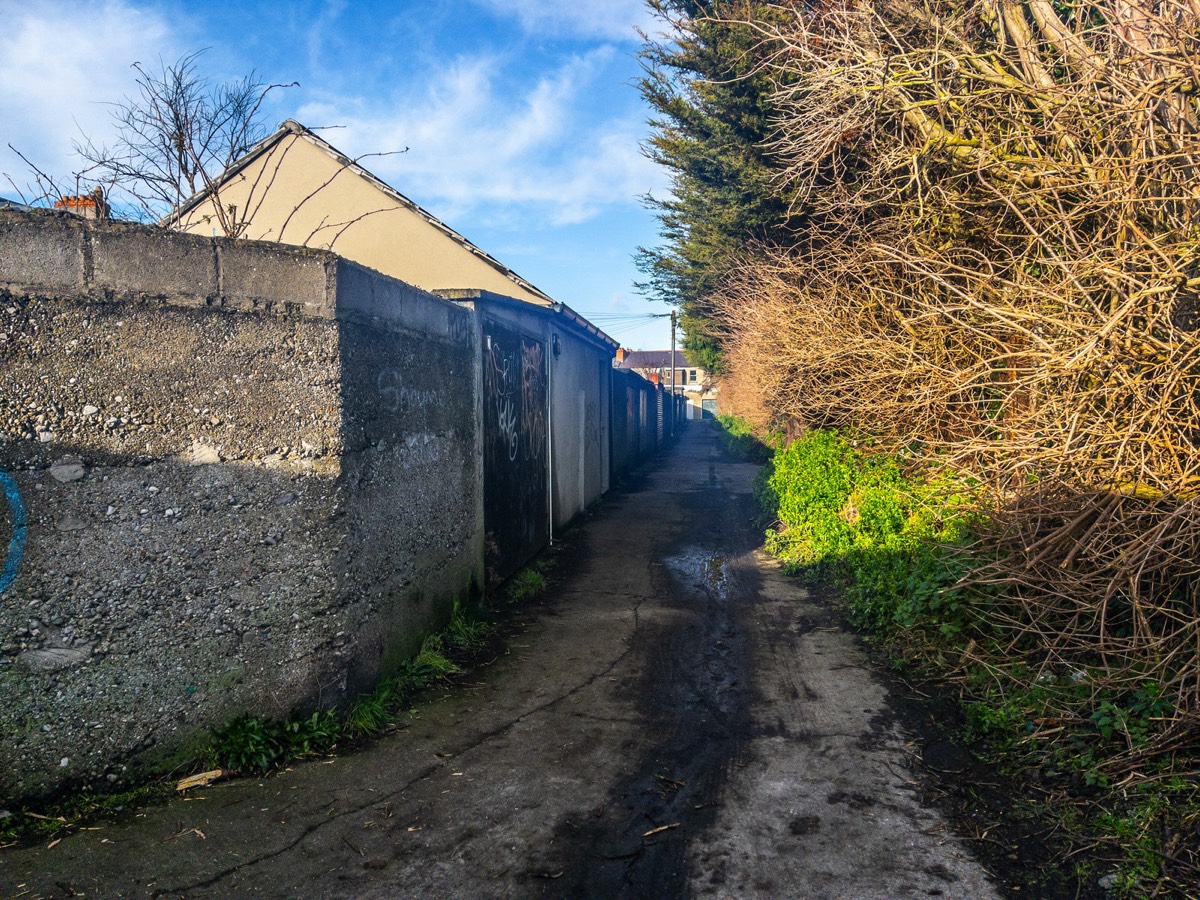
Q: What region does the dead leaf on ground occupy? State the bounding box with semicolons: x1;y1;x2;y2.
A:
166;826;206;842
176;769;231;791
26;812;68;823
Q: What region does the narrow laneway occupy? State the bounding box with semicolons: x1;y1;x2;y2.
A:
2;422;997;898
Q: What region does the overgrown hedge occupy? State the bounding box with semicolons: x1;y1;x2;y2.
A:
732;419;1200;896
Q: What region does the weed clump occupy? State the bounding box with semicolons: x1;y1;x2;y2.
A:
0;783;168;847
502;566;547;604
209;602;491;775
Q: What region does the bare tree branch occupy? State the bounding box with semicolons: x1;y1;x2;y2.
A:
73;50;296;232
712;0;1200;748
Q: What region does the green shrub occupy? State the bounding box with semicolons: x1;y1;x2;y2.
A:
764;429;857;569
760;429;979;636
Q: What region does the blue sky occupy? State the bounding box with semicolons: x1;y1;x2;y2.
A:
0;0;676;348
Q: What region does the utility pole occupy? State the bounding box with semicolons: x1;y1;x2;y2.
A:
670;309;677;437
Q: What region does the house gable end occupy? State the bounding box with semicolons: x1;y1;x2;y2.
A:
170;120;553;307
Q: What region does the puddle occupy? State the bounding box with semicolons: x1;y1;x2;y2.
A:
664;547;728;600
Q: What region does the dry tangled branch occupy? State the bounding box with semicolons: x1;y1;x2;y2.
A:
714;0;1200;739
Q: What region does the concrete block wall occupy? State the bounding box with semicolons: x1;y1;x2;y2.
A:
611;369;673;478
0;210;482;802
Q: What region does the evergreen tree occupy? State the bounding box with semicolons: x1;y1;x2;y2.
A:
638;0;800;370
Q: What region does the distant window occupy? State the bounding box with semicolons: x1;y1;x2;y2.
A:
689;369;697;383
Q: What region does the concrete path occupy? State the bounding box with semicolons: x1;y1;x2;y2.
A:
2;422;999;898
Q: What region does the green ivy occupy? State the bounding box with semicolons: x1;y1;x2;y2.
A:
714;413;775;462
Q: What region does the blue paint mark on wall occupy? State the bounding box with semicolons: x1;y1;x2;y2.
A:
1;469;27;593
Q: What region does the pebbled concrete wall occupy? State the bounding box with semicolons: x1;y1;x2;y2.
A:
0;209;482;803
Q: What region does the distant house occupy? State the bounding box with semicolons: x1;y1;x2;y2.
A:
615;349;718;419
164;119;552;307
1;192;109;218
54;189;110;220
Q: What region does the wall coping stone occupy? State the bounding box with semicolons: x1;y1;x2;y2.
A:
0;208;470;337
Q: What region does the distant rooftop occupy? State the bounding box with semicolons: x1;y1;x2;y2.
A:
617;350;692;370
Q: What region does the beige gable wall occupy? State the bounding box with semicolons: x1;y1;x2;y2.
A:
175;133;550;306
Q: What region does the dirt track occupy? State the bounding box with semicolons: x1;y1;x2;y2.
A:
2;422;998;898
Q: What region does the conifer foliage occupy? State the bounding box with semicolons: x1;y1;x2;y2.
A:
638;0;799;371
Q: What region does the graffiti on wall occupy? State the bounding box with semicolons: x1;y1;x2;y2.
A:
449;310;474;345
397;433;443;470
482;320;548;578
376;368;438;417
484;336;546;465
490;341;519;462
519;342;545;462
1;470;27;594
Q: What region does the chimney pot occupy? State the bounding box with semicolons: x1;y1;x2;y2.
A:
55;191;109;220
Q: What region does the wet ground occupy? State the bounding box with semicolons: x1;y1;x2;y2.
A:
2;422;1000;897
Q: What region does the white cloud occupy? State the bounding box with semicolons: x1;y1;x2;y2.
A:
467;0;657;42
0;0;179;198
297;48;667;227
0;0;669;233
304;0;348;81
